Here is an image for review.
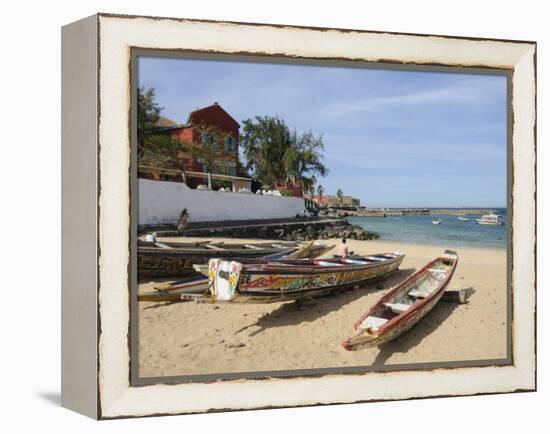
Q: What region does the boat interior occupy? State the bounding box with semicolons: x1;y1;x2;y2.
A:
139;242;297;255
139;242;294;252
253;252;403;268
358;255;455;331
315;253;402;266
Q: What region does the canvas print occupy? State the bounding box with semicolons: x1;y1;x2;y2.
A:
134;54;509;381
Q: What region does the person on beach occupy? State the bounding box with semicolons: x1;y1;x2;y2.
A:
337;238;353;258
177;208;189;231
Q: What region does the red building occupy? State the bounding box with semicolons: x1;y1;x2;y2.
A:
158;103;240;181
153;103;304;197
275;182;304;198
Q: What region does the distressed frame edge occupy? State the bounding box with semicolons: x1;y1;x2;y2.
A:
94;14;536;419
96;11;537;46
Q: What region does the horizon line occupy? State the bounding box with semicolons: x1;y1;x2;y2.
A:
354;206;507;209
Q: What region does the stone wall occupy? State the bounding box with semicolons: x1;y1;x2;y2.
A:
180;218;377;241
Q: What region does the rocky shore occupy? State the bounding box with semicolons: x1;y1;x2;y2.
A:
275;221;377;242
142;217;378;241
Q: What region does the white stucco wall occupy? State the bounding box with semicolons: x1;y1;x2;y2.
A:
138;179;306;225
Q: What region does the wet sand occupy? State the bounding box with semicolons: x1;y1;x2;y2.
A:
137;237;508;378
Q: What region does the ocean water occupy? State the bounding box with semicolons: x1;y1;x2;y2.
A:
348;208;508;249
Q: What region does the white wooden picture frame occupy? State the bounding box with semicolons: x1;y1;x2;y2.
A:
61;13;536;419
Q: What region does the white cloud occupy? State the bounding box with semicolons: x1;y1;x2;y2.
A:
320;76;506;117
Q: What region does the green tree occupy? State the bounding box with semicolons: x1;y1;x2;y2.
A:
240;116;328;189
240;116;290;186
317;184;325;203
137;87;184;169
336;188;344;205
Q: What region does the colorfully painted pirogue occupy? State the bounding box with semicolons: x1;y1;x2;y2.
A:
181;252;405;304
137;242;335;302
342;250;458;350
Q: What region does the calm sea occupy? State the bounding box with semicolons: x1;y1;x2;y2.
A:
348;208;507;249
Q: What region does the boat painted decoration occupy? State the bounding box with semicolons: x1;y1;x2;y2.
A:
342;250;458;350
183;252;405;304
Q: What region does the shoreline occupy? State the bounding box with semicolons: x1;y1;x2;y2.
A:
360;238;507;251
347;215;507;250
138;236;508;378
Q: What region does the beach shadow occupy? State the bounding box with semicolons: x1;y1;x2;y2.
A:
459;287;476;303
37;391;61;407
242;268;416;337
372;300;461;366
141;300;192;310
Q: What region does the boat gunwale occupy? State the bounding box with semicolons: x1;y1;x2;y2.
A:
137;246;298;256
234;253;405;275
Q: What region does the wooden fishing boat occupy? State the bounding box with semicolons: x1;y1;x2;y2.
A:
181;252;405;304
138;241;298;278
190;241;335;276
139;242;335;302
342;250;458;351
138;275;209;302
138;239;212;248
284;241;335;260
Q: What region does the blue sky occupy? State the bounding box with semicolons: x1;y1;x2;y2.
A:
139;56;507;208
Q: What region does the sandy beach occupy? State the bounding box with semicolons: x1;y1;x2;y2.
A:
137;237;508;378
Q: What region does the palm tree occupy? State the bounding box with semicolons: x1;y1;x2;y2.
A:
336;188;344;206
301;176;317;199
240;116;328;190
316;185;324;206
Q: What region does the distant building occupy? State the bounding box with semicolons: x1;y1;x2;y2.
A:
313;194;360;208
312;194;329;207
339;196;361;207
275;182;304;198
156;103;240;180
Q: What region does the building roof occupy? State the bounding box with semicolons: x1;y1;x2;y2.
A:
152;124;188;133
187;102;240;130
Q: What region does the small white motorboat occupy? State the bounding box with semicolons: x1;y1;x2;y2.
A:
475;213;505;225
432;219;442;225
457;216;470;221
